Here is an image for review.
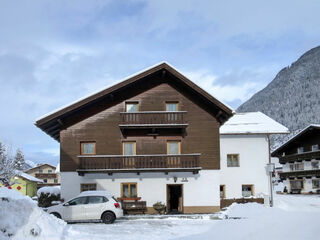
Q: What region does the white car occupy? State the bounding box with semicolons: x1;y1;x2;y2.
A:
47;191;123;224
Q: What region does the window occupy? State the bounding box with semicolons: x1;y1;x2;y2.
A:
227;154;239;167
88;196;108;204
81;142;96;155
68;197;88;206
121;183;137;198
48;169;52;173
43;179;47;183
312;179;320;189
39;169;43;173
290;163;304;171
312;144;319;151
290;180;303;190
242;185;253;197
297;147;304;154
123;142;136;155
167;141;181;155
166;102;179;111
220;185;225;199
125;102;139;112
54;178;58;183
80;183;97;192
312;161;319;169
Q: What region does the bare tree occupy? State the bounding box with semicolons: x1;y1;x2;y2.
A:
0;142;17;186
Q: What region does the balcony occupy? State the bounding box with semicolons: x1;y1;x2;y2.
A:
279;150;320;164
35;173;57;179
279;169;320;179
119;111;188;129
77;154;201;175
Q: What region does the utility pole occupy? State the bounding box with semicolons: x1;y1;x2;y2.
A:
267;134;275;207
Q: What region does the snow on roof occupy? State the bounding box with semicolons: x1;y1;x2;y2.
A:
16;171;43;183
220;112;289;135
55;163;60;174
272;124;320;155
35;61;234;122
79;190;113;198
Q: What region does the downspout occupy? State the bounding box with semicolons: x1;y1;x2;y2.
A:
267;134;274;207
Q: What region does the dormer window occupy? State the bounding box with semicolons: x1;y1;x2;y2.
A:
166;102;179;111
125;102;139;112
312;144;319;151
297;147;304;154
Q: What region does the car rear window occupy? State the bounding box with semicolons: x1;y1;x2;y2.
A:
88;196;108;204
112;196;119;202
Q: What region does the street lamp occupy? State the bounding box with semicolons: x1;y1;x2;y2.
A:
266;163;275;207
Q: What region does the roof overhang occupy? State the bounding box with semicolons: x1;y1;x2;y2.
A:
35;62;233;141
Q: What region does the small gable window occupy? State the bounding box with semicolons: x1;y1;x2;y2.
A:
125;102;139;112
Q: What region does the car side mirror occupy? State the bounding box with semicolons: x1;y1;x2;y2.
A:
63;202;70;206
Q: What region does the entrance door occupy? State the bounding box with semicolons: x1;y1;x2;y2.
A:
167;184;183;214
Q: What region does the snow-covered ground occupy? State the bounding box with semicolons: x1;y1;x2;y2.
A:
1;188;320;240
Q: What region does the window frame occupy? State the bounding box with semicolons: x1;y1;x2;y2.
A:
227;154;240;167
43;179;47;183
80;142;96;155
121;182;138;198
80;183;97;192
290;179;304;190
242;184;254;197
167;140;181;155
312;144;319;152
165;101;179;111
122;141;136;155
125;101;139;112
297;147;304;154
220;185;226;199
312;179;320;189
54;178;58;184
48;169;52;173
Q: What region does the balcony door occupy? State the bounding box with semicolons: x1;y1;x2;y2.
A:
123;142;136;168
167;141;181;168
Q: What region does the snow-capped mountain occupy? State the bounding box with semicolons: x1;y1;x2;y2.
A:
237;46;320;148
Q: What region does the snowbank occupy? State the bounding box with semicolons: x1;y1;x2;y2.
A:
0;187;66;240
37;186;61;197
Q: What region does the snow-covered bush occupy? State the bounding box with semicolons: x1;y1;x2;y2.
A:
37;186;61;207
0;187;66;239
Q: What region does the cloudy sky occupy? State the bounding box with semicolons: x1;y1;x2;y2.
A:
1;0;320;166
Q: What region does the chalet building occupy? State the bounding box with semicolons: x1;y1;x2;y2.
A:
219;112;288;205
26;164;61;188
272;125;320;194
35;62;287;213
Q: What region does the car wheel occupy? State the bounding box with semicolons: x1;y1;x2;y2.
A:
102;212;115;224
51;212;61;219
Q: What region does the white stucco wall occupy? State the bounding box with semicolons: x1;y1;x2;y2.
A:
61;170;220;207
220;134;270;199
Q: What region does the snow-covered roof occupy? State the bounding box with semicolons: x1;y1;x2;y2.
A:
272;124;320;155
16;171;43;183
25;163;56;172
220;112;289;135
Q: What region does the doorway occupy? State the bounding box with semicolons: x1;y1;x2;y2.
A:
167;184;183;214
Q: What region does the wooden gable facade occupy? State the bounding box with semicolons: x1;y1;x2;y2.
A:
35;62;233;174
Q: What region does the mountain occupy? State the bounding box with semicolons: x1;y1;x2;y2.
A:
237;46;320;148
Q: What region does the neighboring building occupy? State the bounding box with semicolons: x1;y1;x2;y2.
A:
35;62;233;214
26;164;61;188
272;124;320;194
219;112;289;202
0;171;42;197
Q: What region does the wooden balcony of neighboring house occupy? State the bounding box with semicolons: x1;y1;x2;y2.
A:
279;150;320;164
279;169;320;180
35;173;57;179
119;111;188;135
77;153;201;176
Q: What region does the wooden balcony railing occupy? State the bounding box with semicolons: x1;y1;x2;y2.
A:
279;150;320;164
119;111;188;127
279;169;320;179
35;173;57;178
77;154;201;175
